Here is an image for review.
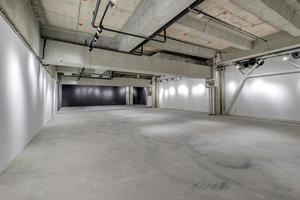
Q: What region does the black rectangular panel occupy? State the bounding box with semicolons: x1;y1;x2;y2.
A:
133;87;147;105
62;85;126;107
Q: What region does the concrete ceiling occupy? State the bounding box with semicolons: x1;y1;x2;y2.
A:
41;0;142;38
30;0;300;59
166;0;279;50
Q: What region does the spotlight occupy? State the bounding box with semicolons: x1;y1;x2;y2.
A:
96;27;102;34
235;63;242;69
109;0;118;9
257;60;265;67
248;58;257;66
292;52;300;59
283;56;289;61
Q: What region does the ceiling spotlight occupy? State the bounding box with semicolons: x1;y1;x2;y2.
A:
257;60;265;67
283;56;289;61
109;0;118;9
292;52;300;59
96;27;102;34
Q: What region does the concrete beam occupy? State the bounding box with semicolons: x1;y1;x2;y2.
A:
147;39;216;58
60;76;151;88
232;0;300;36
116;0;196;52
176;15;253;50
43;40;212;79
222;31;300;62
151;53;206;65
41;25;119;50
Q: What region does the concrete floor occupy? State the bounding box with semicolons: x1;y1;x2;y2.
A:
0;106;300;200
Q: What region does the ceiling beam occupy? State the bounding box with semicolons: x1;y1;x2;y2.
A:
146;38;216;58
116;0;196;52
41;25;118;50
43;40;212;79
232;0;300;36
222;31;300;62
176;15;253;50
60;76;151;88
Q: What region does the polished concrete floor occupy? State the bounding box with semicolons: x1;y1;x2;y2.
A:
0;106;300;200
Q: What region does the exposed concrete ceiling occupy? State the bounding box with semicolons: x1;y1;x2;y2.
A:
40;0;142;38
231;0;300;36
28;0;300;64
166;0;279;50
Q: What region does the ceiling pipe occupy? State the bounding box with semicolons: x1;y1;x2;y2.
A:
91;0;101;28
89;0;166;52
190;8;267;43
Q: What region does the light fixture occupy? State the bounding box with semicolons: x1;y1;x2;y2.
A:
235;63;242;69
283;56;289;61
109;0;118;9
96;27;102;34
292;52;300;59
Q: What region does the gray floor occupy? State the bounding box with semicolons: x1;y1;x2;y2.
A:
0;106;300;200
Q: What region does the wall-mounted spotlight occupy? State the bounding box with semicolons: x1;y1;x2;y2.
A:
257;60;264;67
292;52;300;59
108;0;118;9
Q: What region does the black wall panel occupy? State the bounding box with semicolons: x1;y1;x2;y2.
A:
62;85;126;107
133;87;147;105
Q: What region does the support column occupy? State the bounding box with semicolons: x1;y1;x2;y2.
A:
151;77;158;108
212;52;223;115
126;86;134;105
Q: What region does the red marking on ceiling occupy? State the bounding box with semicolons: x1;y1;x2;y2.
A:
78;22;83;26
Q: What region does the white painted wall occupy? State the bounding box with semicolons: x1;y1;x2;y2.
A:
0;16;57;173
225;56;300;121
159;78;209;112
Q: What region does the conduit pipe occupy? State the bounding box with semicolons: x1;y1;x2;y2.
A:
190;8;267;42
91;0;101;28
131;0;206;53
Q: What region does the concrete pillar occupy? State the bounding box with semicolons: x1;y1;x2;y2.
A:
212;53;222;115
151;77;158;108
126;86;134;105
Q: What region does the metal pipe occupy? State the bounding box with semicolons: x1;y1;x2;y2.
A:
101;26;166;43
99;3;109;28
157;34;221;52
131;0;206;53
191;8;267;43
91;0;101;28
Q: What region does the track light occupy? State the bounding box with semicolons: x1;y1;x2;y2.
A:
257;60;264;67
292;52;300;59
96;27;102;34
108;0;118;9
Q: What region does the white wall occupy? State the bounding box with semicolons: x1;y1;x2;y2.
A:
225;56;300;121
0;16;57;173
159;78;209;112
